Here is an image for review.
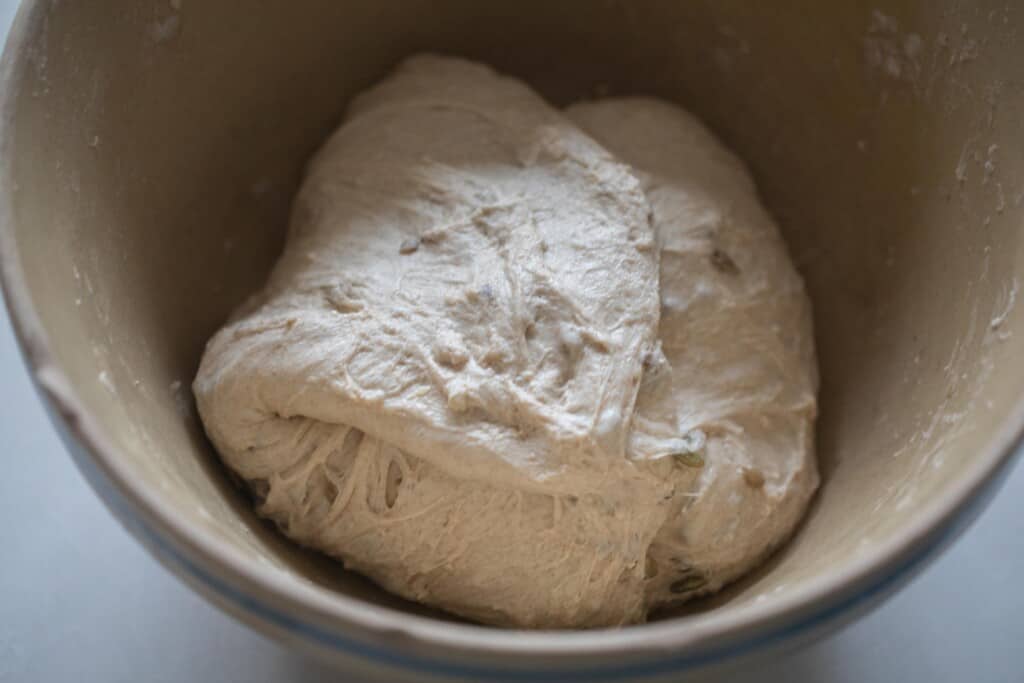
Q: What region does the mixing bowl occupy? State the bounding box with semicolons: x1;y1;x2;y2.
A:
1;1;1021;679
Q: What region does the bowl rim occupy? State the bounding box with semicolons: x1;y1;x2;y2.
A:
2;0;1022;669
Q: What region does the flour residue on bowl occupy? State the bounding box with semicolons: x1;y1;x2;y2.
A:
883;269;1019;513
150;1;183;45
864;10;924;83
862;1;1018;512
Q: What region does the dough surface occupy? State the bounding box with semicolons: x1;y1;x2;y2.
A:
194;55;818;629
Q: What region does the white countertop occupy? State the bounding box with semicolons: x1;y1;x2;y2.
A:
0;3;1022;681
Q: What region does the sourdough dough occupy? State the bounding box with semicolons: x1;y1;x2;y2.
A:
194;55;818;629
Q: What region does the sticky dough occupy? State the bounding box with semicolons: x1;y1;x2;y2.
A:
193;55;818;629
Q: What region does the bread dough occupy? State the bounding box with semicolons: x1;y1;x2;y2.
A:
194;55;818;628
567;99;818;602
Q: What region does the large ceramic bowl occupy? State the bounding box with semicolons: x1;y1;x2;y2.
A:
1;1;1021;680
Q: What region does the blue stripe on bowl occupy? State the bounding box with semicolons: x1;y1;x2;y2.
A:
43;387;1019;681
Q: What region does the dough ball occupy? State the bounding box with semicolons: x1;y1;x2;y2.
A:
194;55;817;628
